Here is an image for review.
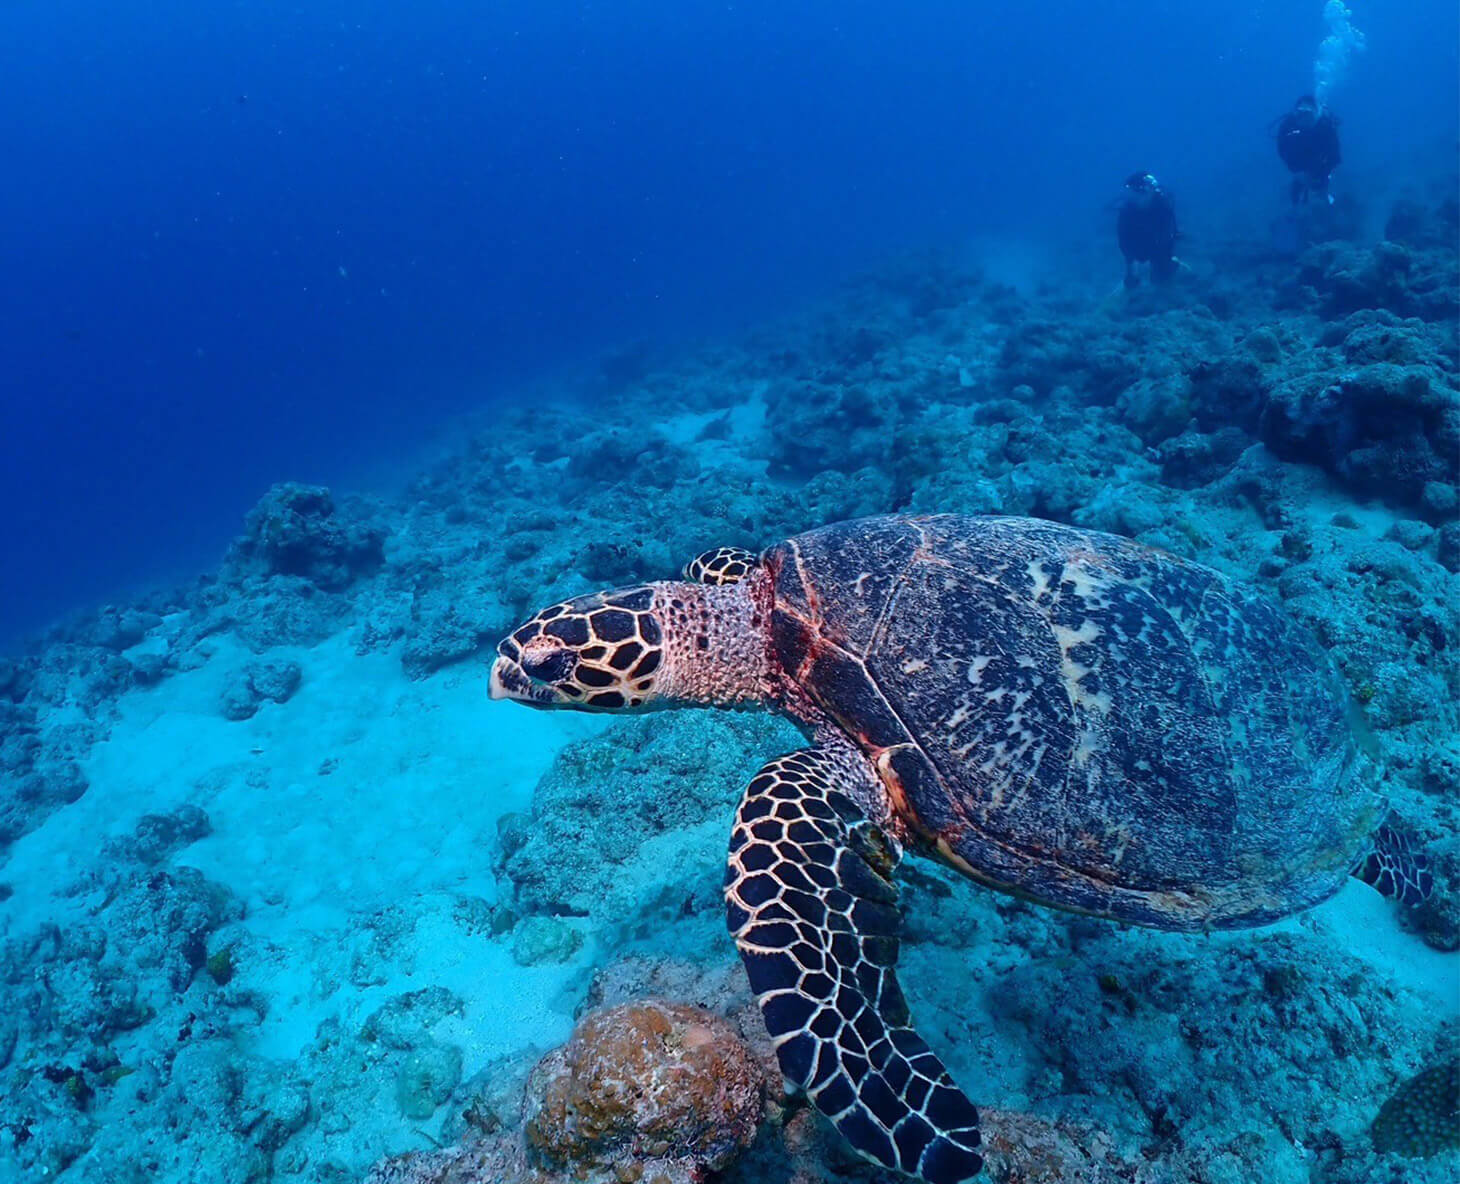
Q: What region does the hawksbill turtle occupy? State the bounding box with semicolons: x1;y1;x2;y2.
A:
489;514;1429;1183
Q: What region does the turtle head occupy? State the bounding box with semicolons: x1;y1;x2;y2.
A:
490;586;667;711
490;575;770;711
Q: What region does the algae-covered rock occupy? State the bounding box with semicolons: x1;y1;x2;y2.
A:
219;657;303;720
1438;521;1460;574
230;482;387;591
397;1043;464;1120
361;987;466;1050
91;606;161;652
205;945;235;985
121;804;212;865
367;999;764;1183
109;866;241;992
1261;363;1460;511
524;1000;764;1178
511;916;582;967
399;611;482;679
237;1063;312;1155
501;711;793;921
399;586;508;679
442;1048;541;1141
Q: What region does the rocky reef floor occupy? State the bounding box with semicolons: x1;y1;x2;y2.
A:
2;183;1458;1183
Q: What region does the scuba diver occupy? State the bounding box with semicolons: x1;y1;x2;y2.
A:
1116;172;1179;289
1277;95;1341;205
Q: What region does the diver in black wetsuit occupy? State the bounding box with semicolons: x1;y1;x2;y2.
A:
1116;172;1179;289
1277;95;1341;205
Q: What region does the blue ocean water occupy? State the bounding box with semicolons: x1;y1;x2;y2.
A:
1;1;1453;642
1;4;1458;1183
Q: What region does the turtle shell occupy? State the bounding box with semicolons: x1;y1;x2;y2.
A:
763;514;1377;931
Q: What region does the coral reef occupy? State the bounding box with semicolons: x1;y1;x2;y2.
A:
229;483;387;592
0;182;1456;1184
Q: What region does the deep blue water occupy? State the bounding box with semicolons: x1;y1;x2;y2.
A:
1;1;1455;643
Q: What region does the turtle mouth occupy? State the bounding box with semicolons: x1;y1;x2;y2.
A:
488;656;557;706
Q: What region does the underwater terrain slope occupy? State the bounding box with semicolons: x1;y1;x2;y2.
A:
1;183;1458;1183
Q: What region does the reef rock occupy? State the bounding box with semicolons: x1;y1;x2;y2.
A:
1260;361;1460;513
524;1000;764;1180
219;657;303;721
229;482;387;591
366;998;764;1184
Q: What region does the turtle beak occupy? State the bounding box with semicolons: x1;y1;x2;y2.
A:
488;655;556;706
487;657;513;701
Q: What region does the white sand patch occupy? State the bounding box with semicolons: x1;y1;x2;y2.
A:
8;634;603;919
1296;880;1460;1013
3;628;607;1064
657;384;768;473
406;906;582;1069
239;896;585;1070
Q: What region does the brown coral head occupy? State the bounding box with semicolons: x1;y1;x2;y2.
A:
524;1000;765;1177
1372;1059;1460;1159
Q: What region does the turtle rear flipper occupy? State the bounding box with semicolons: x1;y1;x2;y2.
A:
725;747;983;1184
1352;822;1434;906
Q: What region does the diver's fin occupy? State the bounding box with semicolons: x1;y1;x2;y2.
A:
1097;283;1128;313
1352;823;1434;907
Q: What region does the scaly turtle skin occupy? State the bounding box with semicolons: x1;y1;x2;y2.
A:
490;514;1426;1183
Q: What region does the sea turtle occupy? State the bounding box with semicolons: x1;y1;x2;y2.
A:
489;514;1428;1183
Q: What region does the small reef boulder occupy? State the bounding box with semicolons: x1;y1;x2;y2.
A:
510;916;583;967
229;483;387;591
524;1001;764;1180
102;804;212;866
0;699;89;851
498;711;795;926
365;999;765;1184
396;1043;465;1121
219;657;303;721
1260;362;1460;513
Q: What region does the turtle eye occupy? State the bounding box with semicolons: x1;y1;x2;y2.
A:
521;647;577;686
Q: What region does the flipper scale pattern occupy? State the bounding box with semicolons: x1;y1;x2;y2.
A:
726;747;984;1184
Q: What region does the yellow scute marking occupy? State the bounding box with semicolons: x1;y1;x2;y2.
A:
1052;619;1100;649
1027;560;1053;600
1053;619;1112;716
1073;729;1102;766
1060;557;1113;605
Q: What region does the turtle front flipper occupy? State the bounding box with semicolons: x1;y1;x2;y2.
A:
683;546;758;585
725;748;983;1184
1352;822;1434;906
